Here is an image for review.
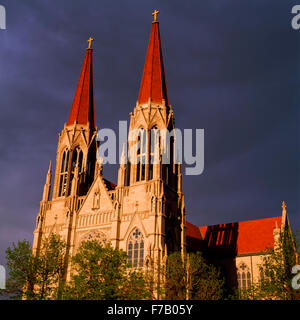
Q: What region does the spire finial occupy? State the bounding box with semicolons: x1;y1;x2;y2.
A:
282;201;287;210
87;37;94;49
152;9;159;22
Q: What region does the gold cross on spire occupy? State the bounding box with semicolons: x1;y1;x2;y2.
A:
87;37;94;49
152;9;159;22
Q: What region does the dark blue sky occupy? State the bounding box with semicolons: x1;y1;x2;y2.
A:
0;0;299;265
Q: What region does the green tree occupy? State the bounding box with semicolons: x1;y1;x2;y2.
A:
188;252;225;300
6;240;38;299
62;240;151;300
36;234;67;299
165;252;187;299
242;230;300;300
164;251;225;300
118;269;151;300
6;234;67;300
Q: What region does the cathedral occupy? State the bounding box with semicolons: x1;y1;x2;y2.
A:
33;13;185;281
32;12;293;294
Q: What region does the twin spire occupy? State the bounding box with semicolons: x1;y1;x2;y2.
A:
67;39;96;130
137;10;169;105
67;10;168;129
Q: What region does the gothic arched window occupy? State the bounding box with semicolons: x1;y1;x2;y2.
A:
58;149;69;197
242;272;246;289
167;135;175;185
149;127;160;180
237;263;252;291
68;147;83;195
71;148;83;173
136;129;147;182
127;228;144;268
247;271;251;288
237;272;241;289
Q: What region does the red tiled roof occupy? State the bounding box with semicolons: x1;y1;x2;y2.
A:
67;49;95;130
137;21;169;105
199;216;282;255
186;221;203;240
186;221;204;252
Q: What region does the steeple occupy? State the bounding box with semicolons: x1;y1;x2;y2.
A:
67;41;95;130
137;13;169;106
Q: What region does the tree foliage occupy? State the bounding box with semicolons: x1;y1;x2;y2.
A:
164;251;225;300
61;240;151;300
6;237;228;300
6;234;67;300
240;230;300;300
5;239;37;299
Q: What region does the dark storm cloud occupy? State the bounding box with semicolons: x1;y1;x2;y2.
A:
0;0;299;265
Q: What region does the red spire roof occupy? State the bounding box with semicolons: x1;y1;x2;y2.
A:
137;21;169;105
67;48;95;130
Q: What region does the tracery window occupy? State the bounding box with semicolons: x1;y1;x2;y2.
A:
81;231;108;247
136;129;147;182
58;149;69;197
71;148;83;175
133;127;164;183
166;135;174;184
127;228;144;268
149;127;160;180
68;147;83;195
247;271;251;288
237;263;252;291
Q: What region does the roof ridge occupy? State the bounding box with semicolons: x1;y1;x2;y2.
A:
198;215;282;228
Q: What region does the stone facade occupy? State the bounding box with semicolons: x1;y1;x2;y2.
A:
32;17;295;295
33;20;186;284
